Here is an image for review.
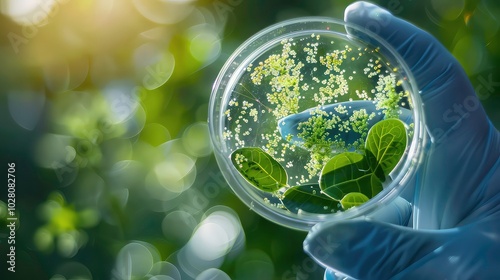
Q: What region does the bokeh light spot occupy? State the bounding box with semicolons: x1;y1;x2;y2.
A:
140;123;171;146
102;81;140;124
188;26;221;64
182;122;212;158
145;169;182;203
430;0;465;21
114;242;157;279
8;89;45;131
78;208;100;228
235;249;275;280
187;209;242;261
134;43;175;90
196;268;231;280
57;231;79;258
150;261;181;280
120;103;147;139
1;0;58;26
189;222;229;261
35;134;74;168
108;160;146;190
162;210;198;244
155;152;196;193
42;57;89;93
175;245;224;278
149;276;176;280
34;227;54;252
50;261;93;280
452;35;484;75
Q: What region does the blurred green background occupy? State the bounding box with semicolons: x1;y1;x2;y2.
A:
0;0;498;279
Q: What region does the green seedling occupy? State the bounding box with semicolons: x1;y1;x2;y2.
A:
340;192;370;210
231;147;287;192
230;118;407;213
282;183;341;214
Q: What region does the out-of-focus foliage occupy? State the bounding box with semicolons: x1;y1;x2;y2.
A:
0;0;498;279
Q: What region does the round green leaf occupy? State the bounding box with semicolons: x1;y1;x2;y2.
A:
365;118;407;176
340;192;369;210
230;147;287;192
282;183;340;214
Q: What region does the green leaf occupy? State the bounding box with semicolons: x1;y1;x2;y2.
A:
282;183;341;214
340;192;369;210
230;147;287;192
365;149;386;182
316;119;407;209
319;152;383;200
365;118;407;177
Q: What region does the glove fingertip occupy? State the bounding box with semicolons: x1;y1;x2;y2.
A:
344;1;392;23
324;269;340;280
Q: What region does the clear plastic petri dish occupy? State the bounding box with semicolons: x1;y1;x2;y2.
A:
209;17;426;231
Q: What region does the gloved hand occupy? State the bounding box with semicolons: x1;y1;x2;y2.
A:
303;2;500;279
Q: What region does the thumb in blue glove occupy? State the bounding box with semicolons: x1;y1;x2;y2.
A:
303;2;500;279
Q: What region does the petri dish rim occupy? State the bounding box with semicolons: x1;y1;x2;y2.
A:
209;16;426;231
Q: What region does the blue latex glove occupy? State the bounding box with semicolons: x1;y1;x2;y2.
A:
303;2;500;279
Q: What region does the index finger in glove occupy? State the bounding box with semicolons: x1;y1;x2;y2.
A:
344;1;490;141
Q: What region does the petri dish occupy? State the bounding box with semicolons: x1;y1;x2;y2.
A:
209;17;426;231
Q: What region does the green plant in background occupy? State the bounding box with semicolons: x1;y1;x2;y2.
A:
231;118;407;212
33;192;99;258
